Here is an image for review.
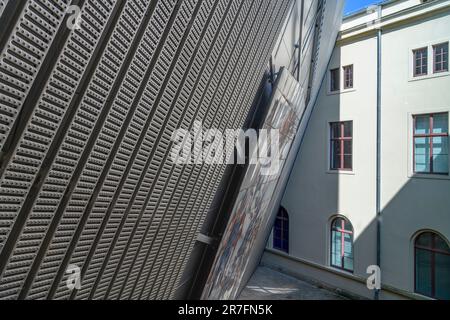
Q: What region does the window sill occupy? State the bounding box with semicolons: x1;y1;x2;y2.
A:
409;173;450;181
330;266;354;276
327;170;355;176
326;88;356;96
409;71;450;82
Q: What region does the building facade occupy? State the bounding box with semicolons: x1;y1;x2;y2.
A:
266;0;450;300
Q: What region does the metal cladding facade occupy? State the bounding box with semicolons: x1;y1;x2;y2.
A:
0;0;291;299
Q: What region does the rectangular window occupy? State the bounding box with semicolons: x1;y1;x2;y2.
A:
330;121;353;171
330;68;340;92
434;42;449;73
414;113;449;174
413;47;428;77
343;65;353;89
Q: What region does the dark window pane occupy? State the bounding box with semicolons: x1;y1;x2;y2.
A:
344;140;352;155
332;218;342;230
344;121;352;137
416;233;433;248
414;48;428;76
273;208;289;253
343;65;353;89
435;235;450;252
330;68;340;92
433;136;449;174
415;233;450;299
331;141;341;170
331;123;340;138
343;257;354;271
274;238;281;249
435;253;450;300
433;113;448;134
434;43;449;73
416;248;433;297
415;115;430;135
344;219;353;231
344;155;353;170
274;228;281;239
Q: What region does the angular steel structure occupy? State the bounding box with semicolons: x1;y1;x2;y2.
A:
0;0;341;300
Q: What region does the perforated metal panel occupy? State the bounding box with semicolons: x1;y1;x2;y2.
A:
0;0;292;300
0;0;71;151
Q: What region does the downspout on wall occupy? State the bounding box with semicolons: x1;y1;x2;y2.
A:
375;5;382;301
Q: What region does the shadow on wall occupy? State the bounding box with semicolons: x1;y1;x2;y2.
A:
268;39;450;300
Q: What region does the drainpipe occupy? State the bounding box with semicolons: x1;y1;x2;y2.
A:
375;5;382;301
297;0;304;81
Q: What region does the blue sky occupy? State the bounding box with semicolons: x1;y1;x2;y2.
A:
344;0;380;14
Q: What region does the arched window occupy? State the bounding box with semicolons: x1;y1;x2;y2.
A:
273;207;289;254
331;217;354;272
415;232;450;300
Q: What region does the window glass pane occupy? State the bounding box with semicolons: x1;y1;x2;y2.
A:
435;253;450;300
415;137;431;173
416;248;433;297
332;218;343;229
344;233;353;256
331;141;341;169
433;136;449;173
331;219;354;272
416;233;433;248
415;67;422;75
282;240;289;253
433;114;448;134
344;140;352;155
331;123;340;138
332;239;342;268
344;155;353;170
343;65;353;89
344;122;352;137
331;231;342;268
343;257;354;272
434;43;449;72
435;235;450;252
330;69;339;91
274;227;281;239
274;238;281;249
415;116;430;135
344;220;353;232
414;48;428;76
273;209;288;253
343;231;353;271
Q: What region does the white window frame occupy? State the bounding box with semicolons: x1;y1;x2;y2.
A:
407;109;450;180
409;39;450;82
327;64;356;95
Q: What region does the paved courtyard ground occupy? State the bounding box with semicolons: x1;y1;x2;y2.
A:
239;266;347;300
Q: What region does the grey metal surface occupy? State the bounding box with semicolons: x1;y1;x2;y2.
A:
0;0;291;300
0;0;8;18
